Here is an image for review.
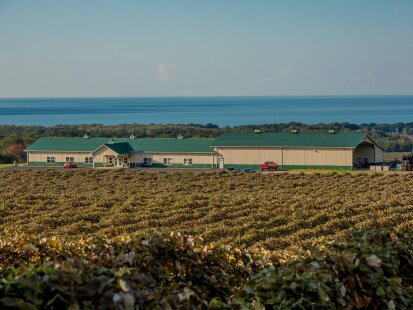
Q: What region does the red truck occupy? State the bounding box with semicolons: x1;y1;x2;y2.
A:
260;161;278;171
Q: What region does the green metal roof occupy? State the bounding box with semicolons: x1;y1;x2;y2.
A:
25;133;379;153
25;137;215;153
128;138;215;153
212;132;371;148
104;142;134;155
25;138;113;152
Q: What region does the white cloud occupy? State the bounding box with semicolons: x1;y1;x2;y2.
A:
62;66;71;77
271;66;291;81
158;64;176;81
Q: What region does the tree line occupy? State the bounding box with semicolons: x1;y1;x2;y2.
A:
1;122;412;163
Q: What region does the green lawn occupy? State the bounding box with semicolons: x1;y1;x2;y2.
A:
287;168;399;174
0;164;26;168
288;168;360;173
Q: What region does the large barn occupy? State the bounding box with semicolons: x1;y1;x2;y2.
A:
25;132;384;170
212;132;384;170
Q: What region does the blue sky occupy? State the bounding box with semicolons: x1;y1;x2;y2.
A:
0;0;412;97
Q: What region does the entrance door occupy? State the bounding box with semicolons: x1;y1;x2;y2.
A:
219;158;224;169
107;156;114;167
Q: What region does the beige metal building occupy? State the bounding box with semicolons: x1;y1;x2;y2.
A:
211;132;384;170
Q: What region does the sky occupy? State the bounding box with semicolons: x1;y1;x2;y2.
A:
0;0;413;97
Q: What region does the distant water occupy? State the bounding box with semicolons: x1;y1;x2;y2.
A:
0;96;412;126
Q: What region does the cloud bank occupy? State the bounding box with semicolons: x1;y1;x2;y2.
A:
271;66;291;81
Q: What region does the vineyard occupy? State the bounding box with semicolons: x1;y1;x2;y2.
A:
1;170;413;250
1;170;413;308
0;170;413;309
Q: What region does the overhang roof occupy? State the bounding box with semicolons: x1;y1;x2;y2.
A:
212;132;378;148
103;142;134;155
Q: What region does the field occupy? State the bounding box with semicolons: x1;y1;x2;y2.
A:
1;169;413;250
1;169;413;308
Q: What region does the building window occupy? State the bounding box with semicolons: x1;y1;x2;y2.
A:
65;156;74;163
163;158;173;166
143;158;152;166
184;158;193;165
46;156;55;164
85;157;93;164
108;157;113;165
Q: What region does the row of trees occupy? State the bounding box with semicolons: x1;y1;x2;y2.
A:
0;122;412;163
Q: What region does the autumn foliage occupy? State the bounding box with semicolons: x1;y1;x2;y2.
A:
0;231;412;309
3;143;25;162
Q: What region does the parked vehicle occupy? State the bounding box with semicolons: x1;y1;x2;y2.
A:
225;167;240;172
260;161;278;171
64;162;77;168
243;168;256;173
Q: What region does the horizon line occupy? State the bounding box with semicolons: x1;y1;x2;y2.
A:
1;94;413;99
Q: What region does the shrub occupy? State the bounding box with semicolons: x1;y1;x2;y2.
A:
0;230;413;309
234;230;413;309
0;232;263;309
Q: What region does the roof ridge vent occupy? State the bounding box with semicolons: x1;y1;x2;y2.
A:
254;129;261;134
108;138;115;144
328;129;336;134
291;129;299;134
177;134;184;140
